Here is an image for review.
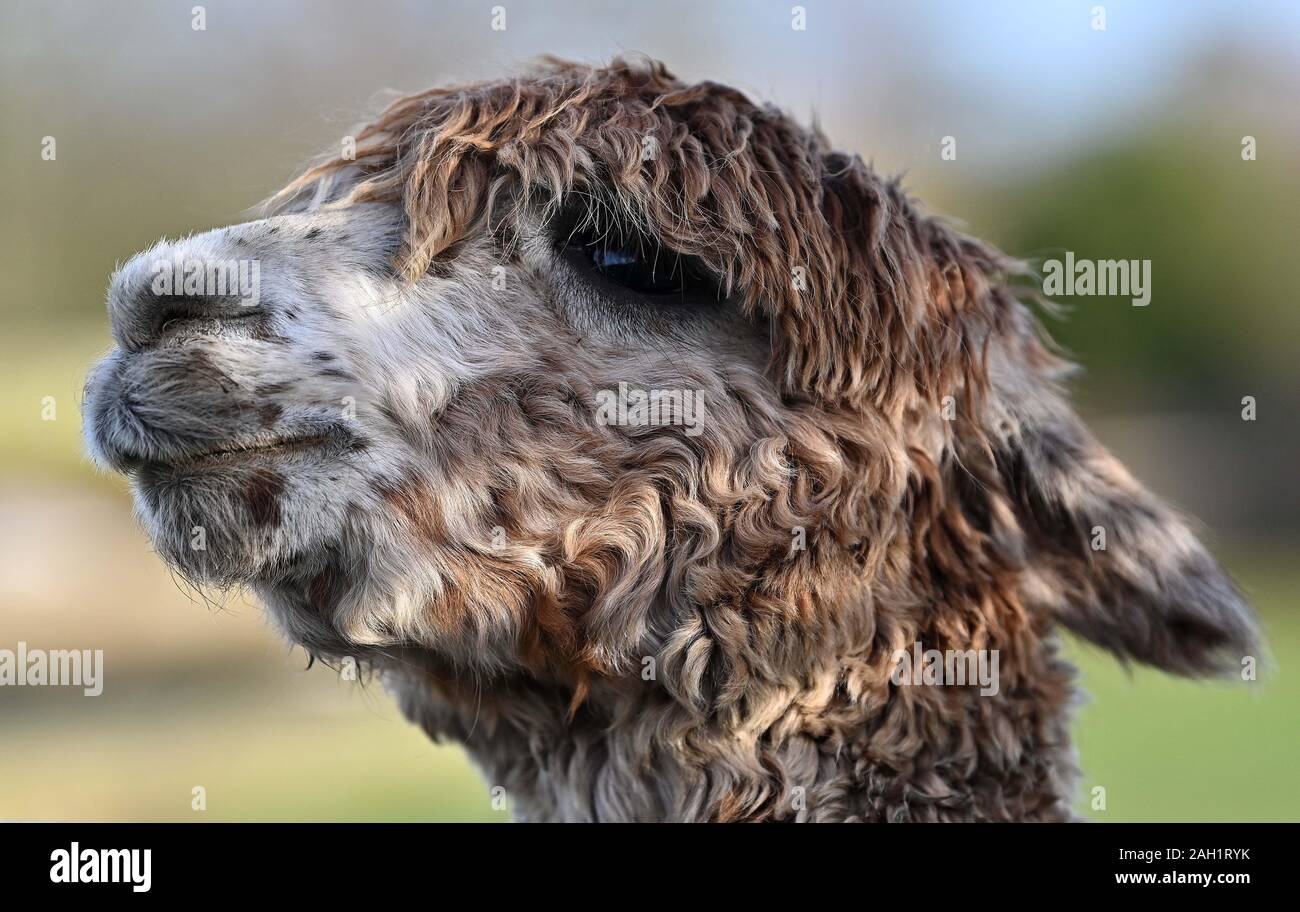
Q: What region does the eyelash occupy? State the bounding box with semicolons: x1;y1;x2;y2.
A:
555;213;720;302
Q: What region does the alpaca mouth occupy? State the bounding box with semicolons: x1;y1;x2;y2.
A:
137;428;350;472
164;433;335;466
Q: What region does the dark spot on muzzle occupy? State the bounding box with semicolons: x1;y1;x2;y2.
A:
258;403;284;426
245;469;286;527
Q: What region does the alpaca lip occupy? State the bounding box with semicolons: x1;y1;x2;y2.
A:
143;430;341;470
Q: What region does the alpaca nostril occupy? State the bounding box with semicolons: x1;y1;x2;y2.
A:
150;293;262;344
109;246;266;351
112;287;265;352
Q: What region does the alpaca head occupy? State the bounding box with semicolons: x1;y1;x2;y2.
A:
84;58;1254;708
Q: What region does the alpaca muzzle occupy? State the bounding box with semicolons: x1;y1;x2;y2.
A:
83;344;266;472
85;234;299;472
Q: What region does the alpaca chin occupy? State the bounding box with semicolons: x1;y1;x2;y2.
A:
131;462;288;586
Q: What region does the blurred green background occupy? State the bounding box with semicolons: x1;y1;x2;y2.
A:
1;1;1295;821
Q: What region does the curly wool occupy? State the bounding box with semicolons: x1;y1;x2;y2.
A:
258;57;1257;821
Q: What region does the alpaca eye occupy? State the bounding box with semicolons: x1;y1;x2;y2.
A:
562;226;716;299
580;237;683;295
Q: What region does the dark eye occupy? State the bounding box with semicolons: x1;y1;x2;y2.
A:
562;225;717;299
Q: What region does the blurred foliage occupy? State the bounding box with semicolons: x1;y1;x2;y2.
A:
0;665;498;822
959;120;1299;410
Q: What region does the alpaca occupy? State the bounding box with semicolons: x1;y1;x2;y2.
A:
83;58;1257;822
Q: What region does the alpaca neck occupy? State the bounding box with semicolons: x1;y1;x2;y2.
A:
393;639;1079;822
396;665;877;822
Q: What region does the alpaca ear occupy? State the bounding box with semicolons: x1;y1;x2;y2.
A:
984;337;1258;677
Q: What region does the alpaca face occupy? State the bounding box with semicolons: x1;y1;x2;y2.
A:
84;197;775;667
86;57;1254;744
